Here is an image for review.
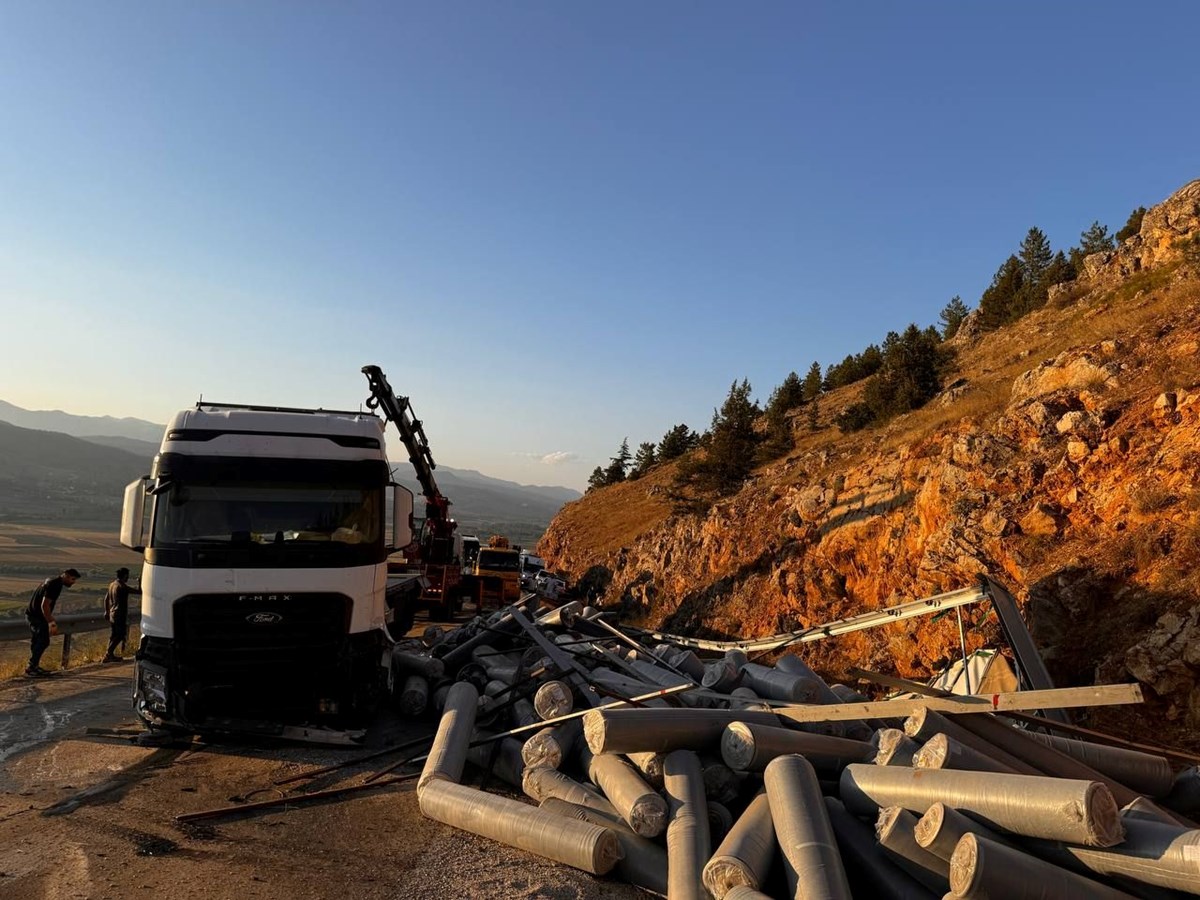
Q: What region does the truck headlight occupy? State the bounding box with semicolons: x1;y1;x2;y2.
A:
138;662;169;713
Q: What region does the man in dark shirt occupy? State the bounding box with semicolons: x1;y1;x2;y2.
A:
25;568;80;676
103;567;140;662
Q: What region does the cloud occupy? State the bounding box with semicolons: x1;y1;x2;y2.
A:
540;451;579;466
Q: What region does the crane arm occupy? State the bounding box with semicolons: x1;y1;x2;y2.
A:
361;365;453;536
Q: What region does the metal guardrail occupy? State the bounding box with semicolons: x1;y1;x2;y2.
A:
0;609;142;668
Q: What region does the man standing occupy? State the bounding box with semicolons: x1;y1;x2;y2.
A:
103;567;140;662
25;568;80;676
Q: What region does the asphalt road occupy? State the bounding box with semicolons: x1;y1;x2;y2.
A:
0;661;643;899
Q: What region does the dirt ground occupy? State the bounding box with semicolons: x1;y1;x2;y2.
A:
0;663;645;900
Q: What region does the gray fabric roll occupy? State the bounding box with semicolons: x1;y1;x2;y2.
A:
721;721;874;773
913;732;1019;774
540;797;668;895
1026;733;1174;799
949;833;1134;899
521;765;618;817
702;792;776;899
418;681;479;795
740;662;822;702
466;735;526;789
664;750;711;900
875;728;923;766
824;797;937;900
765;754;852;899
840;764;1125;847
1024;818;1200;895
587;752;668;838
875;806;951;893
534;680;574;719
583;707;782;754
419;779;622;876
912;802;1018;861
398;674;429;717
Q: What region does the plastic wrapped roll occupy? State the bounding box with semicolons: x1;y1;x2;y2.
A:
540;797;668;895
466;735;525;788
393;649;446;681
1025;818;1200;894
875;806;950;893
521;718;582;770
627;751;666;788
913;733;1018;774
913;802;1017;861
765;754;852;899
1120;797;1182;825
418;779;622;876
418;682;479;795
521;766;618;817
534;680;574;719
583;707;781;754
701;757;743;805
702;792;776;899
1026;733;1174;799
840;764;1125;847
398;674;429;717
740;662;821;703
949;833;1132;899
721;721;874;773
587;752;668;838
664;750;711;900
1164;766;1200;816
875;728;922;766
703;659;741;693
824;797;936;900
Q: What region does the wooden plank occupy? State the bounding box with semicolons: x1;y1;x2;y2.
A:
772;684;1143;724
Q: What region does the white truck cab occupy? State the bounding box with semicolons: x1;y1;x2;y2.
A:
120;402;413;735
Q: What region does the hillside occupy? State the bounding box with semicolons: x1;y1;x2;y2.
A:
0;421;148;527
539;177;1200;748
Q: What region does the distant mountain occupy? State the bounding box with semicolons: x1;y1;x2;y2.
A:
0;420;147;526
79;434;161;460
0;399;164;443
0;401;580;535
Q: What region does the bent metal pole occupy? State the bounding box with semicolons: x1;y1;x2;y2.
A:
765;755;852;900
839;764;1125;847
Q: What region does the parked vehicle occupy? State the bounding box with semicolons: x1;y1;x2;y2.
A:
534;570;567;600
120;397;414;736
519;551;546;590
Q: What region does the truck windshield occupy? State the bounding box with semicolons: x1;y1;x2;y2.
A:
477;550;520;571
153;482;381;546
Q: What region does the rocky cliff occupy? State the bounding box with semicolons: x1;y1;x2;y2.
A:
540;178;1200;747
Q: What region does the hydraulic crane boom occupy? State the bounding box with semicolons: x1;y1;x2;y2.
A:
361;365;455;542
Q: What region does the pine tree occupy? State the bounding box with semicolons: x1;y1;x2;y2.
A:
802;361;823;401
1044;250;1075;287
657;424;698;461
807;396;820;431
586;466;607;491
761;372;802;461
1079;220;1114;254
978;254;1024;329
629;442;657;480
604;438;631;484
1115;206;1147;243
938;296;970;339
1019;227;1054;288
677;380;759;496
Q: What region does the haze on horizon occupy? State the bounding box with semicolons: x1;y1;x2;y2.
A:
2;1;1198;491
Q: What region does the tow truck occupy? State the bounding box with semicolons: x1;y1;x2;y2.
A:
362;365;463;633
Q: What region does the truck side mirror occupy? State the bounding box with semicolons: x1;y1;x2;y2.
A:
120;477;151;551
389;484;414;551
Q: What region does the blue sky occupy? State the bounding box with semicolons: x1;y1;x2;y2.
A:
2;2;1197;490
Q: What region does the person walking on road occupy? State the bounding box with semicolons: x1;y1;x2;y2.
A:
25;568;80;676
103;567;139;662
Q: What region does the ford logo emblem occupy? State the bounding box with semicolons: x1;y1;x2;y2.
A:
246;612;283;625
